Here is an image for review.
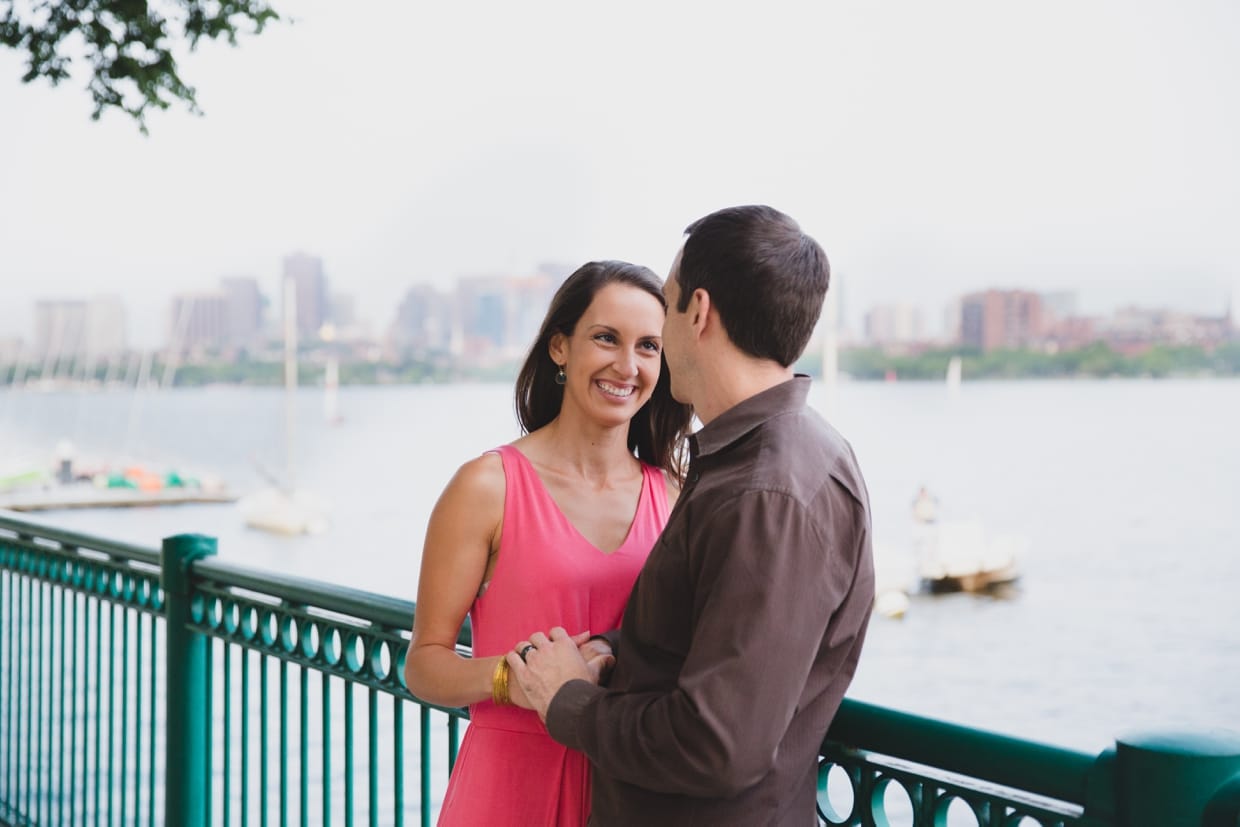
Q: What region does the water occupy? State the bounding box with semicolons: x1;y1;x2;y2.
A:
2;378;1237;754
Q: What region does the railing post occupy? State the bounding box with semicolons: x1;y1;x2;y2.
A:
1115;730;1240;826
162;534;217;827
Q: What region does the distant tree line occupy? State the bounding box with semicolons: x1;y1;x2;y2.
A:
793;342;1240;381
3;356;471;387
7;342;1240;388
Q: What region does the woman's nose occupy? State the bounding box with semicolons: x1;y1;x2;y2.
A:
615;349;638;376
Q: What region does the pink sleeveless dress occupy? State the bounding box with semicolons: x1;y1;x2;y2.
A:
436;445;669;827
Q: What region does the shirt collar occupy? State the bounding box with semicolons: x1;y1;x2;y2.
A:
690;375;812;459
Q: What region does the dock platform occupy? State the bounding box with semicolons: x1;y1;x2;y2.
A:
0;487;237;511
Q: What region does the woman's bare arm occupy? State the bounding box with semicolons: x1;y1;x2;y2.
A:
403;453;528;708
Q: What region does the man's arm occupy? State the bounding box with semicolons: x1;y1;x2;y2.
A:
542;488;863;798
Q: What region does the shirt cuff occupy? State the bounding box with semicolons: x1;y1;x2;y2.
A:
545;678;603;751
591;630;621;652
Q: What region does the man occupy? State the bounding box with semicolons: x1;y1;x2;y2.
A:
509;205;875;825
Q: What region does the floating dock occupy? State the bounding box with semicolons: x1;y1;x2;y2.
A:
0;487;237;511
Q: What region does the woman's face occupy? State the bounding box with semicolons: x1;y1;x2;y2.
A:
550;282;665;428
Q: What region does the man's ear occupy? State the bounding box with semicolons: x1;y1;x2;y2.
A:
689;289;712;338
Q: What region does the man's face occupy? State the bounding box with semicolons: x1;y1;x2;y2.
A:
661;248;693;404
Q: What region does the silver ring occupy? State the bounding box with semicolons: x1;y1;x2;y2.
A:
518;643;536;662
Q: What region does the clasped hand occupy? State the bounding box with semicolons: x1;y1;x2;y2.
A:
507;628;615;721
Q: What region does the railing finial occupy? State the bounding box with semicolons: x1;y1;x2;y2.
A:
1116;730;1240;826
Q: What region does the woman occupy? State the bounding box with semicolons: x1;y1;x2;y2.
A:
404;260;692;826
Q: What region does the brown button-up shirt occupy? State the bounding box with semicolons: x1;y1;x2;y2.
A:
547;376;875;826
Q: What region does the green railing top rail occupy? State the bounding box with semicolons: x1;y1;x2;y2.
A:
828;698;1101;807
0;514;472;647
195;556;425;638
0;511;160;567
188;554;476;724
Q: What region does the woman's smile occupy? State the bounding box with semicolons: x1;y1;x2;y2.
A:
595;379;636;399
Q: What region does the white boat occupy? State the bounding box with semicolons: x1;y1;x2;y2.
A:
914;518;1024;593
238;486;328;535
873;589;911;619
946;355;962;395
871;539;917;619
875;486;1025;600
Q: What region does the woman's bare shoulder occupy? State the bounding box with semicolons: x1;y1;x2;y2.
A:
426;451;506;553
445;451;506;501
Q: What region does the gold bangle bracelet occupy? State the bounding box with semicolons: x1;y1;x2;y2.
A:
491;657;511;706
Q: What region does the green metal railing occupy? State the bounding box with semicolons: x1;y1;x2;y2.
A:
0;517;166;827
0;518;466;827
2;513;1238;827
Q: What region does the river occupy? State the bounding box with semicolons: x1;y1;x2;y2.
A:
2;377;1237;754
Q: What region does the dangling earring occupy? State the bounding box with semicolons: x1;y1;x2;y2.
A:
554;365;567;385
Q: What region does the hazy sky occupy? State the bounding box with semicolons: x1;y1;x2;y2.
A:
2;0;1238;346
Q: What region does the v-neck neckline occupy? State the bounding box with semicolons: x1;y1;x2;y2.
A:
507;446;646;556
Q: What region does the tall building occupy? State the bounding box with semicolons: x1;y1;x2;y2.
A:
34;296;126;361
455;276;508;358
959;290;1045;351
454;273;556;361
508;274;556;354
169;291;229;352
169;278;265;354
283;253;329;339
35;300;87;361
391;285;453;353
220;276;264;350
84;296;127;357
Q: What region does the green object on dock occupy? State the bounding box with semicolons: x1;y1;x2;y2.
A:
0;469;45;492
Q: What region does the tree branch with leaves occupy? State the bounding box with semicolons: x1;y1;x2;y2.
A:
1;0;279;133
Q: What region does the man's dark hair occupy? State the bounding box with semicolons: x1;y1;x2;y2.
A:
515;260;693;481
677;205;830;367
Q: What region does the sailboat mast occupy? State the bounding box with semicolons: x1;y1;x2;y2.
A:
283;276;298;494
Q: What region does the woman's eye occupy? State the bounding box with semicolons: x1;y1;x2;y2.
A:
640;341;661;353
594;333;617;344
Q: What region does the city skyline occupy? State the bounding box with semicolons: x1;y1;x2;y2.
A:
2;256;1235;350
2;2;1239;347
3;262;1232;367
